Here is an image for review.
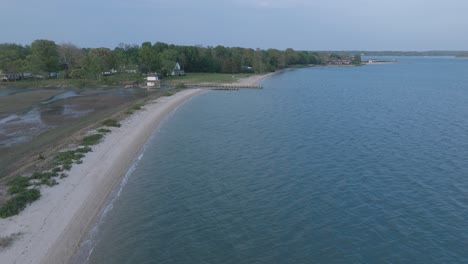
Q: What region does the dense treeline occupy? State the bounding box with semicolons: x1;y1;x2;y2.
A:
330;50;468;57
0;40;328;80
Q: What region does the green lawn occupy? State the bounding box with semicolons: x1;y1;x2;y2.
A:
163;73;254;84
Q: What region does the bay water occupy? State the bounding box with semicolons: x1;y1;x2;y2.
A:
85;57;468;263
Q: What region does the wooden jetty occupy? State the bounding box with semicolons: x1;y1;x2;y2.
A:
184;83;262;90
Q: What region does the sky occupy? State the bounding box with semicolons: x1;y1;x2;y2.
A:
1;0;468;51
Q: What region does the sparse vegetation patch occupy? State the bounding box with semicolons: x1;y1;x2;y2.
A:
97;128;111;133
102;119;121;127
0;189;41;218
0;233;22;249
82;134;104;146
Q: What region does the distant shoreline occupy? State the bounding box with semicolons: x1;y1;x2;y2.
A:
363;60;398;65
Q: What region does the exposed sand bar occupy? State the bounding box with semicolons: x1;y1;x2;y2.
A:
0;88;205;264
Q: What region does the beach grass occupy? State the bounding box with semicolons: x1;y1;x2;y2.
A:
0;189;41;218
97;128;111;133
102;119;121;127
0;233;22;249
130;103;144;110
82;134;104;146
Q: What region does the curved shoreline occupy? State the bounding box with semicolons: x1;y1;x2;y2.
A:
0;88;206;264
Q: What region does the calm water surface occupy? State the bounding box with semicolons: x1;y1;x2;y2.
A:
85;57;468;263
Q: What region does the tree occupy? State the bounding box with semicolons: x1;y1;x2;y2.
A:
0;43;28;73
83;48;115;80
58;43;84;70
58;43;84;78
352;54;362;65
31;39;60;72
285;48;299;66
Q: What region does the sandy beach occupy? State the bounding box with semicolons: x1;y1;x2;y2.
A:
0;88;205;264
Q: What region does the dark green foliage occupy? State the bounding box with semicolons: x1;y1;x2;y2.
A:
59;173;68;179
76;146;92;153
82;134;104;145
97;128;111;133
130;103;144;110
102;119;121;128
175;83;186;89
352;54;362;65
0;189;41;218
6;176;31;195
55;149;87;168
63;163;72;171
29;171;58;182
52;166;63;173
45;179;58;187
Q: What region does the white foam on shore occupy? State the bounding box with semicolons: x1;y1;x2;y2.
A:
72;91;206;264
76;151;144;264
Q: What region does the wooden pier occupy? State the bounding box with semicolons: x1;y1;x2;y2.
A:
184;83;262;90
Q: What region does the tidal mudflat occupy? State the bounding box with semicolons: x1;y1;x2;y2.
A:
0;87;150;176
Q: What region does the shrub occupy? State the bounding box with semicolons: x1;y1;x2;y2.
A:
175;83;186;89
82;134;104;146
55;151;78;164
63;164;72;171
0;233;22;249
52;167;63;173
70;69;86;79
43;179;58;187
29;171;58;181
6;176;31;195
0;189;41;218
131;103;144;110
102;119;121;127
97;128;111;133
76;146;92;153
164;91;174;97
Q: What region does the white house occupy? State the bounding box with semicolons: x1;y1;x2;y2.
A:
171;62;185;76
146;75;160;88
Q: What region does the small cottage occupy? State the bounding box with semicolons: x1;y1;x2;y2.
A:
171;62;185;76
146;75;160;88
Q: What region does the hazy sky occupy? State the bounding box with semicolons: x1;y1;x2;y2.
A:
2;0;468;50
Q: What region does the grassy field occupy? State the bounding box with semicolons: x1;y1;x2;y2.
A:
0;73;258;88
162;73;254;84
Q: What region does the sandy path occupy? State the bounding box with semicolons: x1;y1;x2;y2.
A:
0;88;205;264
237;72;277;86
